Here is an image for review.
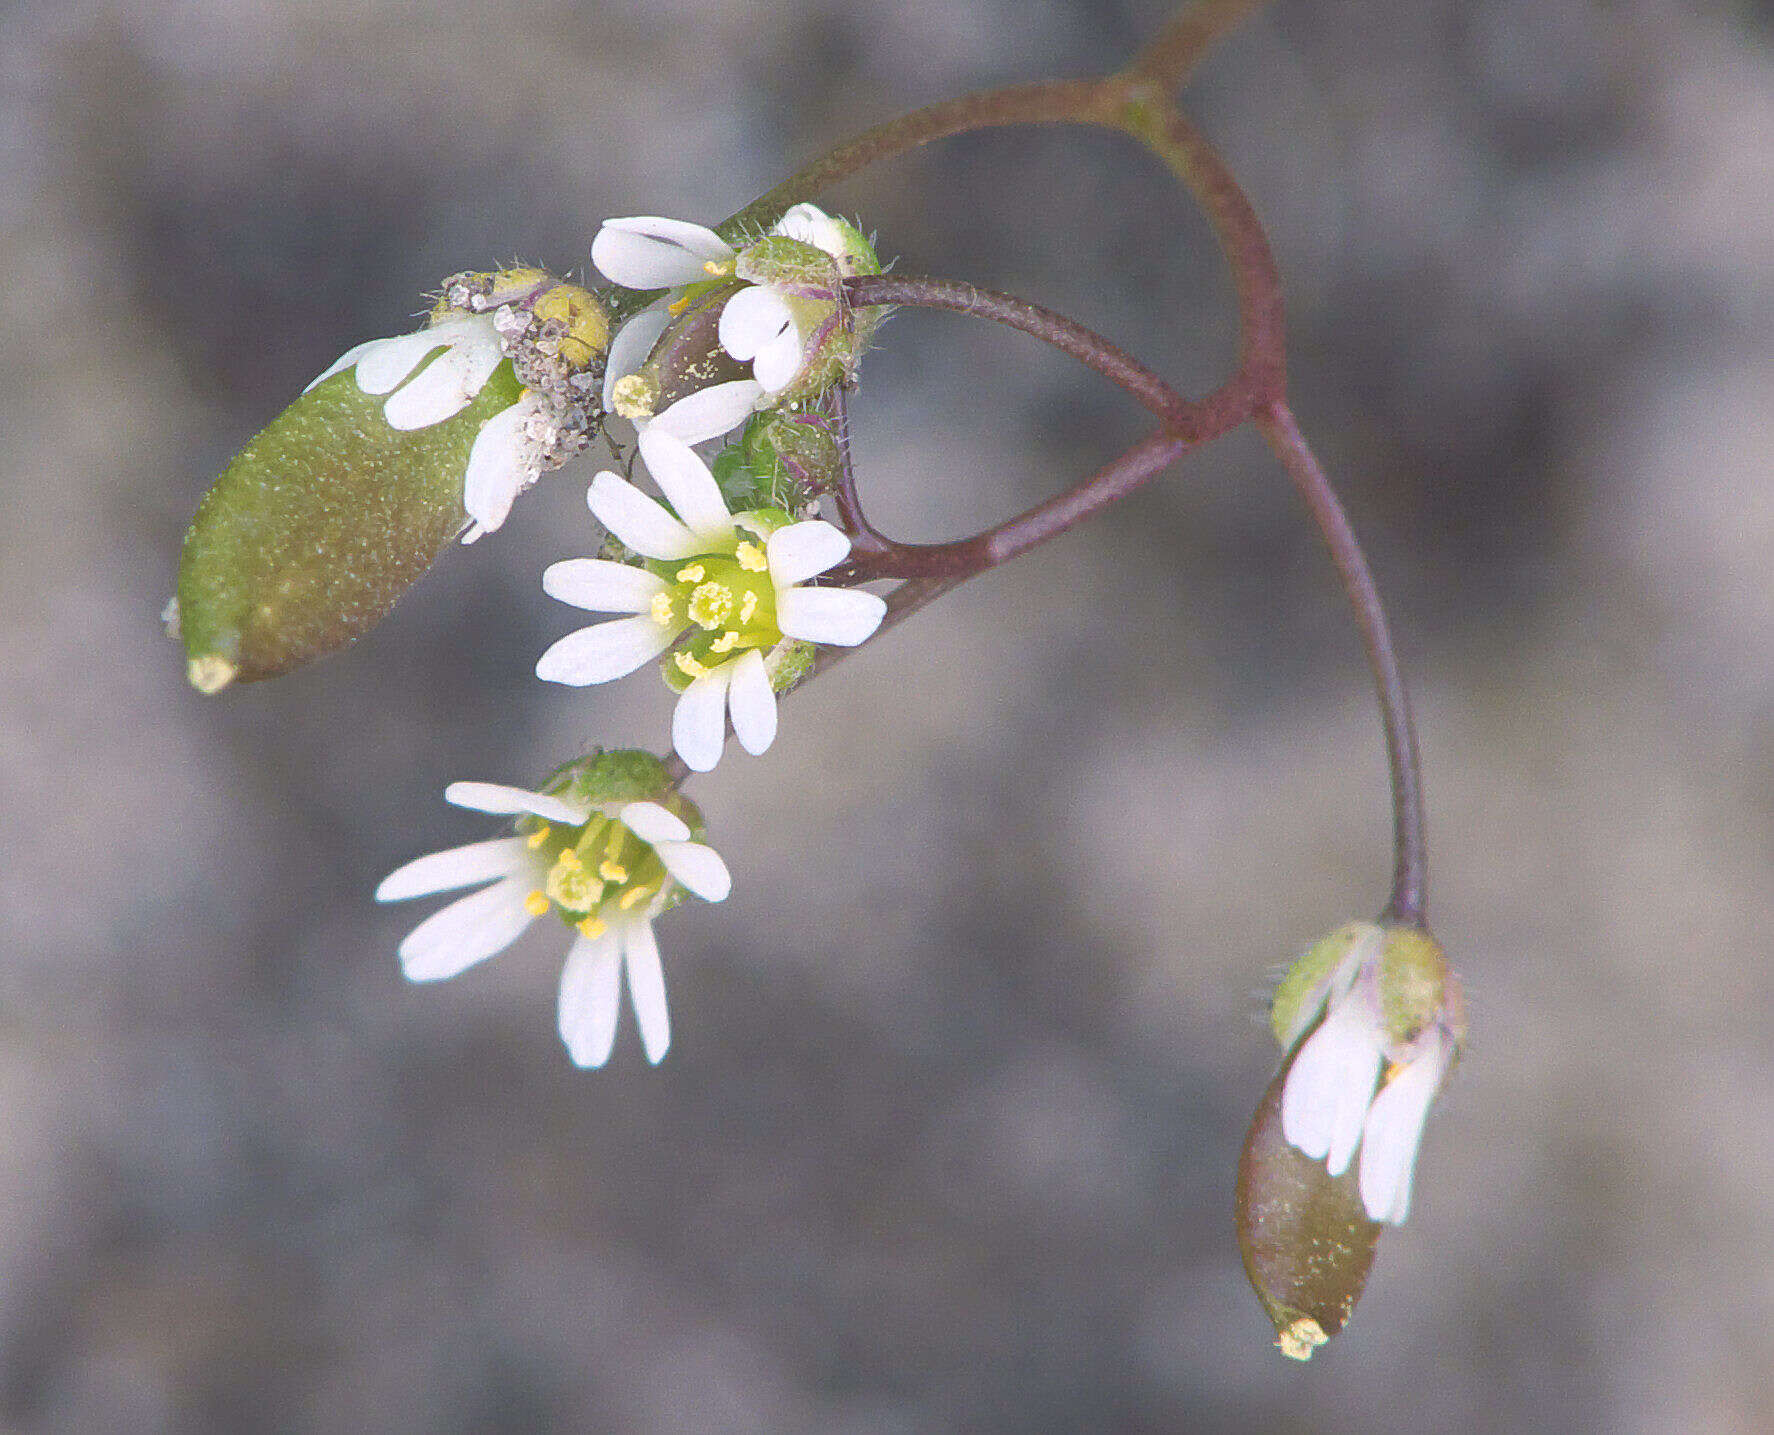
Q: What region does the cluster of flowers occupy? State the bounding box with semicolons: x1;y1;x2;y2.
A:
368;207;890;1067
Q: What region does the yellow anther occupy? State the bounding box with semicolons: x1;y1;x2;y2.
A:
525;824;552;850
667;292;694;316
524;890;550;917
735;541;767;573
599;859;629;884
576;915;608;939
674;652;709;679
618;882;656;911
739;592;759;623
675;563;706;583
650;592;675;625
554;848;583;871
711;631;739;654
703;259;734;277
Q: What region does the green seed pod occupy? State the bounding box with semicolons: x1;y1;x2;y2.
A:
176;363;524;691
1236;1053;1384;1360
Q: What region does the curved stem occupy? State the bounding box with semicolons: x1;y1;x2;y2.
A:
1254;401;1427;928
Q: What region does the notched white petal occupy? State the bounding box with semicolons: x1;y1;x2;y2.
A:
444;781;590;826
587;473;702;561
543;558;668;614
672;666;733;773
558;930;623;1068
718;285;794;361
1280;1002;1384;1177
655;840;732;903
535;616;678;686
603;307;670;409
638;428;733;540
622;920;672;1064
648;380;765;445
766;521;850;587
617;801;691;846
376;836;533;902
397;876;536;982
1358;1034;1452;1224
725;648;777;755
460;400;533;540
592;217;732;289
775;586;886;647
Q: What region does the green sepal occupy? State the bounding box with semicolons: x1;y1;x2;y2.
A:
1269;922;1372;1050
177;361;524;689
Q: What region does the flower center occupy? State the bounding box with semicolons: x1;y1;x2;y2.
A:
648;546;782;680
518;813;670;936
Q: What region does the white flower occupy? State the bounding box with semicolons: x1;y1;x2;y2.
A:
591;204;872;443
1276;923;1461;1225
535;426;886;772
303;269;607;542
376;777;731;1067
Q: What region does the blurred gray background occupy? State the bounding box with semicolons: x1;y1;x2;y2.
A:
5;0;1772;1429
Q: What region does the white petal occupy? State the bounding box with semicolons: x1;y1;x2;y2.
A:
444;781;590;826
617;801;691;845
752;325;805;394
376;836;533;902
305;337;378;393
766;521;850;586
638;428;732;539
592;218;733;289
648;380;766;445
397;875;535;982
775;586;886;646
383;336;502;430
718;285;794;362
622;920;671;1064
1358;1033;1453;1224
535;615;678;686
1279;999;1384;1177
587;472;701;561
543;558;667;614
773;202;843;256
655;840;732;903
460;400;534;538
672;666;733;773
725;648;777;756
603;306;670;409
353;329;452;396
557;930;623;1068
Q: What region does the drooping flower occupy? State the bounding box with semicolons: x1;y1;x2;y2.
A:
1271;922;1464;1224
375;752;730;1067
591;204;883;443
535;426;886;772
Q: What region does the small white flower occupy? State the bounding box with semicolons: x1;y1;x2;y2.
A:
376;777;730;1067
591;204;872;443
535;426;886;772
303;270;608;542
1276;923;1462;1225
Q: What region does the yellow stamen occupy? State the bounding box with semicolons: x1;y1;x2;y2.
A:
735;541;767;572
739;592;759;623
619;882;656;911
675;563;706;582
599;859;628;884
577;916;608;939
650;592;675;625
703;259;733;277
667;292;693;316
674;652;709;679
525;824;551;850
524;890;550;917
711;631;739;653
554;848;582;871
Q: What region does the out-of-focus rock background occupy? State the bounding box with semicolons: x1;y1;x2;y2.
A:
4;0;1771;1428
